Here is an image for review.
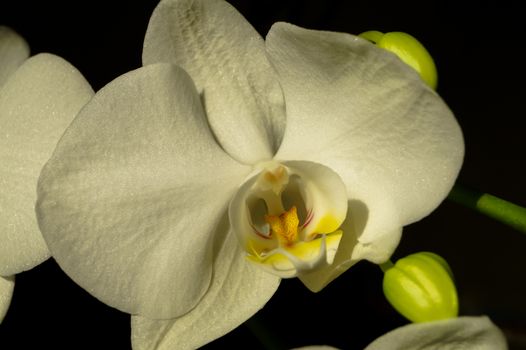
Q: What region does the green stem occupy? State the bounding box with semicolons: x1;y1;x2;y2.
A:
379;259;394;273
448;184;526;233
244;315;286;350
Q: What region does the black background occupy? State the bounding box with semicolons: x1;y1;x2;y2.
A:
1;0;525;349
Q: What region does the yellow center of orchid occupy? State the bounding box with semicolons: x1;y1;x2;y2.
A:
229;161;348;278
265;206;300;246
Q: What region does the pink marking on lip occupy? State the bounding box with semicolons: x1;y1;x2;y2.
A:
302;209;314;228
250;223;271;239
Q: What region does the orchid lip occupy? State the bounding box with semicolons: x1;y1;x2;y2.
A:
229;160;348;278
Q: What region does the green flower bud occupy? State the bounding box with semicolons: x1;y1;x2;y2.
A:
359;31;438;90
382;252;458;323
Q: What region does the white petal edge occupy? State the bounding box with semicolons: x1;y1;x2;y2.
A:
364;316;508;350
268;23;463;261
131;227;280;350
37;63;250;319
0;26;29;87
143;0;286;164
0;53;94;276
0;275;15;323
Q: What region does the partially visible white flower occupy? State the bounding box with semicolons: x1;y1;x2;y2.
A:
0;275;15;322
0;26;94;322
37;0;463;347
365;316;507;350
294;316;507;350
0;25;27;322
0;26;29;86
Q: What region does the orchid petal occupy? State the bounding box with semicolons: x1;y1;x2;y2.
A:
291;317;506;350
143;0;286;164
364;316;508;350
267;23;463;268
0;26;29;87
37;63;250;318
131;228;280;350
268;23;463;225
0;275;14;323
0;54;93;276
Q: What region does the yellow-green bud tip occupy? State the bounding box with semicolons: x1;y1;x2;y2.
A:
382;252;459;323
359;31;438;90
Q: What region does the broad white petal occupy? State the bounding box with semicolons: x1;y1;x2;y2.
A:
37;64;250;318
131;228;280;350
364;316;508;350
268;23;463;259
0;275;15;323
0;26;29;87
267;24;464;221
143;0;286;164
0;54;93;276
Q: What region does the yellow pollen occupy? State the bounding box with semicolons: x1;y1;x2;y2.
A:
265;206;300;246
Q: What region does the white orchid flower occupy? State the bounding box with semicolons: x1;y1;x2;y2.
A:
294;316;508;350
364;316;507;350
36;0;463;347
0;26;94;322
